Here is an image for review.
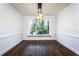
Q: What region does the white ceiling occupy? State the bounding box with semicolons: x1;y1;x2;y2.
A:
9;3;70;16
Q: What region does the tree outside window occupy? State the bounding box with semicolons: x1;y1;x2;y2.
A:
30;20;49;35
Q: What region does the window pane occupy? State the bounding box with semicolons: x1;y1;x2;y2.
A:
30;20;49;35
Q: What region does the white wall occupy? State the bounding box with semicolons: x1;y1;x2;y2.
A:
0;3;23;55
56;3;79;55
1;3;79;55
23;16;56;40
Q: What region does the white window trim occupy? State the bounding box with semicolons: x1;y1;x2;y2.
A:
28;34;51;37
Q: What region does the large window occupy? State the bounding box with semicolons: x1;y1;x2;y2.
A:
30;20;49;35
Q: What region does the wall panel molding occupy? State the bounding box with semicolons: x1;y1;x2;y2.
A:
0;39;22;55
0;33;22;39
22;33;56;40
0;33;22;55
56;33;79;55
56;32;79;39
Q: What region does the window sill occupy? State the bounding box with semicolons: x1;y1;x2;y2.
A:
28;34;51;37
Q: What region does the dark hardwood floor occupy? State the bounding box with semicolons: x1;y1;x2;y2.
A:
2;40;78;56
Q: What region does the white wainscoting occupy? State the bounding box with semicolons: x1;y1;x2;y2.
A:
56;33;79;55
0;33;22;55
23;33;56;40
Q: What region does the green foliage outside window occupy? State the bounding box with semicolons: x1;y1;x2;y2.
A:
30;20;49;35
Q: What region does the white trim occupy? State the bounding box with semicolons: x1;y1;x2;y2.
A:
0;40;22;56
0;33;22;39
56;32;79;39
56;32;79;55
57;39;79;55
0;33;22;55
23;38;56;40
28;34;52;37
23;33;56;40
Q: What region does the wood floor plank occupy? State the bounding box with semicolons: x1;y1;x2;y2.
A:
2;40;78;56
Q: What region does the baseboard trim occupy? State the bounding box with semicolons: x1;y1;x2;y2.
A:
57;39;79;55
0;40;22;56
